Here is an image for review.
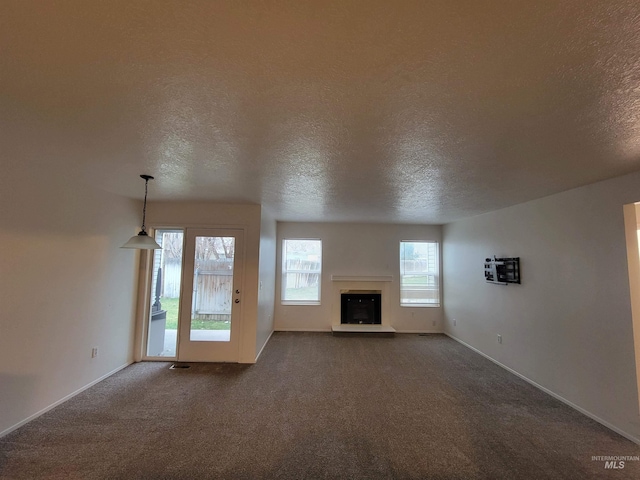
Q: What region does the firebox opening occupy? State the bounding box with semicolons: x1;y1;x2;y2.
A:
341;292;382;324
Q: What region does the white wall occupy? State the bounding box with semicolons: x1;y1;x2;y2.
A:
0;174;140;436
256;209;276;357
146;202;262;363
443;170;640;442
275;222;442;332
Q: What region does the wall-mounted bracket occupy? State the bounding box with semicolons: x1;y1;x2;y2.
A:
484;257;520;285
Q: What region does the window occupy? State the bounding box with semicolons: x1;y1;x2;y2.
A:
400;241;440;307
282;239;322;304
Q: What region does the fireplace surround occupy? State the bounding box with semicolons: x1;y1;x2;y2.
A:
330;276;395;334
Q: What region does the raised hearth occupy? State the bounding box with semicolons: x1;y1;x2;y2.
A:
331;324;396;337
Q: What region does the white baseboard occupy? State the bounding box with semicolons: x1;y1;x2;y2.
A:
0;362;131;438
398;330;444;334
274;328;445;334
274;328;332;332
444;332;640;446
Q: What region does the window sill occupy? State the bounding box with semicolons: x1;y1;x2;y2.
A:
400;303;441;308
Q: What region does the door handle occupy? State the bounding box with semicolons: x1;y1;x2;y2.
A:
235;299;240;303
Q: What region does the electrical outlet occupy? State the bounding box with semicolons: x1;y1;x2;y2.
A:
453;319;457;326
497;334;502;344
91;347;98;358
432;320;436;327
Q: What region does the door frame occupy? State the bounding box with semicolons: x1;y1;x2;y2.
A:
176;227;245;363
137;224;248;363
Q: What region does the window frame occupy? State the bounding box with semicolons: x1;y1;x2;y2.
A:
281;238;322;305
399;240;440;307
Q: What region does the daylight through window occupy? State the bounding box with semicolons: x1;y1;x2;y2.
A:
282;239;322;304
400;241;440;307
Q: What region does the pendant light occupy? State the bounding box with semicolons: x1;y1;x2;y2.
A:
121;175;161;249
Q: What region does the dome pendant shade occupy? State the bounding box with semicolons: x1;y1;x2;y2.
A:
121;230;161;249
121;174;161;249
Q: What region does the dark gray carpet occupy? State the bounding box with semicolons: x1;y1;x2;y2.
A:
1;332;639;479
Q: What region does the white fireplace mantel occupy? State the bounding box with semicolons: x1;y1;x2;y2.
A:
331;275;393;282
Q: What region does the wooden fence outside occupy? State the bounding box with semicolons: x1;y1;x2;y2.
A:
161;259;182;298
192;269;233;320
284;259;321;288
191;259;234;320
155;258;234;320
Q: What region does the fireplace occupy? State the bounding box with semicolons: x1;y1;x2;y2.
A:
341;292;382;325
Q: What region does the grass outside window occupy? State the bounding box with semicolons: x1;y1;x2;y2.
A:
156;298;230;330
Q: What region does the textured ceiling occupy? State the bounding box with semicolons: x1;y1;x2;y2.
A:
2;1;640;224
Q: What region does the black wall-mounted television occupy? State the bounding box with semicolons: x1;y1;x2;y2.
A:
484;257;520;285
